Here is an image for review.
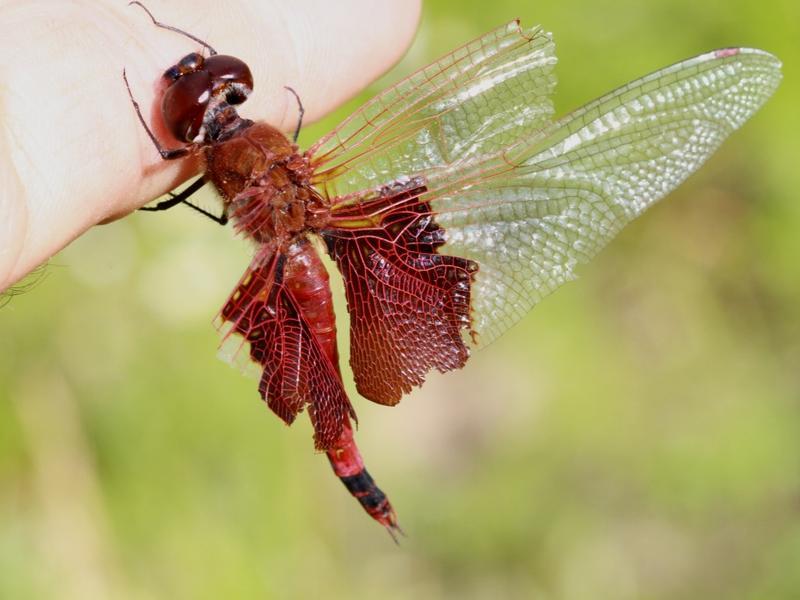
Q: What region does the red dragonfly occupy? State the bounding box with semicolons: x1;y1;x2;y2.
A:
125;5;781;538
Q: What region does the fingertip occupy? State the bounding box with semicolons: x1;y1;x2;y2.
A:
0;0;424;289
267;0;422;126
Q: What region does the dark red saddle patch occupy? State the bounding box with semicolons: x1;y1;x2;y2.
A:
324;179;478;405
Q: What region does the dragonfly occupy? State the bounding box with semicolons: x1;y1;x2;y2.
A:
125;4;781;538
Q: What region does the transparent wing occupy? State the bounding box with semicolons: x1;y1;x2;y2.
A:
422;48;782;346
308;20;557;197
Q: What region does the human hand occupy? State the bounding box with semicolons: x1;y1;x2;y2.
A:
0;0;420;290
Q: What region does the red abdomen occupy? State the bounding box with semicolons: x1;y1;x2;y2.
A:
283;240;339;368
284;240;400;536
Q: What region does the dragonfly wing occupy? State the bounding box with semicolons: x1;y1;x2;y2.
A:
217;243;354;449
324;179;478;405
324;47;780;403
308;20;557;198
431;48;781;346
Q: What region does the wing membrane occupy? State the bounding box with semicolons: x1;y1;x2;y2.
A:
326;45;780;369
308;20;556;197
425;48;782;346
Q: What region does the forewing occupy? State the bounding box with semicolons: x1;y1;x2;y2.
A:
429;48;782;346
324;46;780;403
308;20;556;197
217;245;354;449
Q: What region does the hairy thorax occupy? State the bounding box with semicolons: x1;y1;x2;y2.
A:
205;122;330;244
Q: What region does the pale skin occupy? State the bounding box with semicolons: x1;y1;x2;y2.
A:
0;0;421;291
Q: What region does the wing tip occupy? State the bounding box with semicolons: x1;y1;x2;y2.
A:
708;46;783;73
508;18;550;44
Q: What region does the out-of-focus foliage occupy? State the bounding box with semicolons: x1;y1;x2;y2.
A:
1;0;798;598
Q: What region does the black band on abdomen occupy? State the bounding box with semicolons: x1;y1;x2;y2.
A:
339;469;387;511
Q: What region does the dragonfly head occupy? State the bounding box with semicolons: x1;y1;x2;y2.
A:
161;53;253;144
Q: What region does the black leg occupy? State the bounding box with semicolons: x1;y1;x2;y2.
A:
123;69;192;160
284;86;305;143
140;178;228;226
128;1;217;55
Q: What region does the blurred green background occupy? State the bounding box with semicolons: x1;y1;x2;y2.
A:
2;0;799;598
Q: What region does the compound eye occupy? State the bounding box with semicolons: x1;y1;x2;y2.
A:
161;70;212;142
179;52;205;72
204;54;253;105
163;52;205;81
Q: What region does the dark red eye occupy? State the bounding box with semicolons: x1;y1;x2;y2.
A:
158;54;252;143
161;70;212;142
204;55;253;105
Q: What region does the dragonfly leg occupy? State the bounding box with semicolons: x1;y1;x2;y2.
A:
128;1;217;55
123;69;193;160
140;178;228;225
284;86;305;143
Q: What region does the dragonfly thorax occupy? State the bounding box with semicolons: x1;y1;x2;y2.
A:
205;122;329;243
